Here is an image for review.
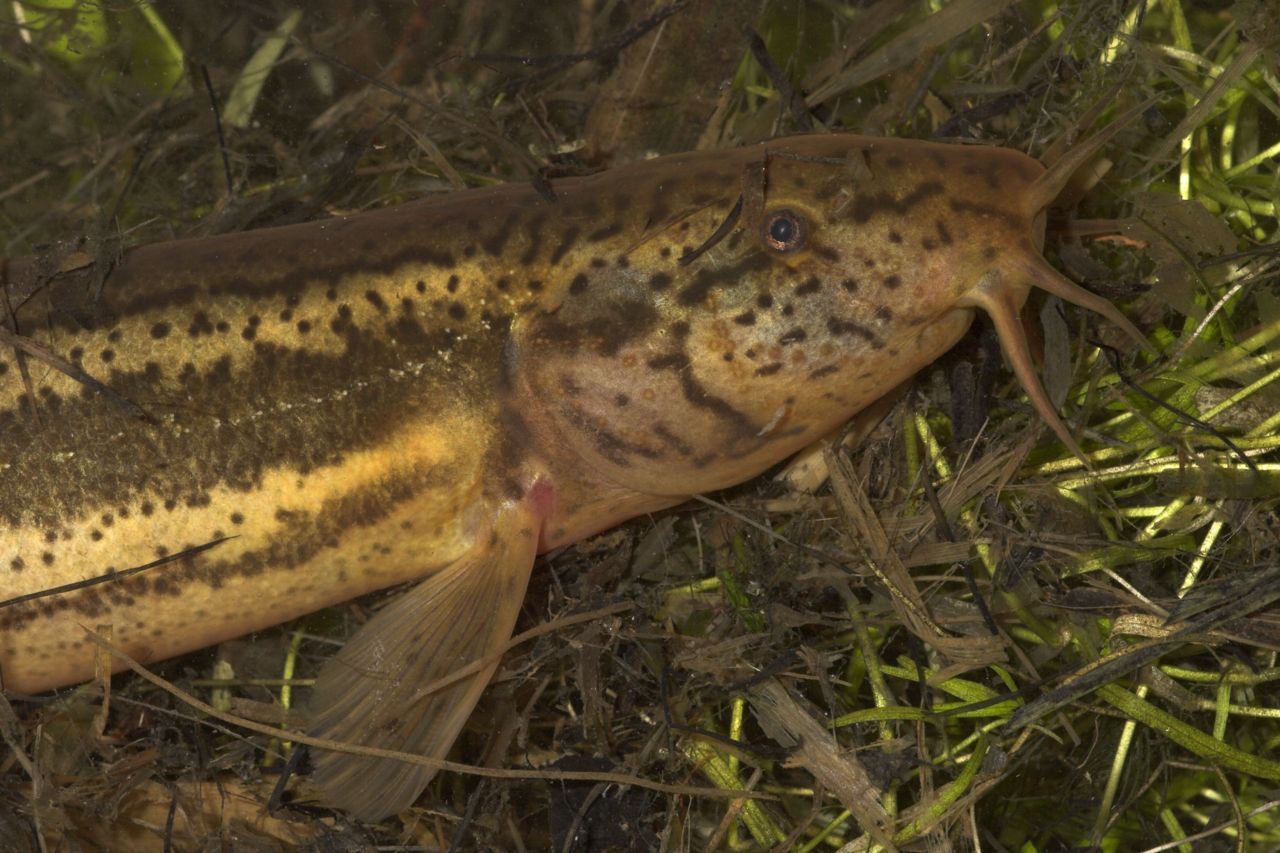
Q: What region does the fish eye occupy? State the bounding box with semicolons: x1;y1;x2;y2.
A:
763;209;806;253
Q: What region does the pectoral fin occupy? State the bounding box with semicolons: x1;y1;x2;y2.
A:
306;500;541;820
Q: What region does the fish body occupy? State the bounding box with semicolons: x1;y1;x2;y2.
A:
0;133;1137;817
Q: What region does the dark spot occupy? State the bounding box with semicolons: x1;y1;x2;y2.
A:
874;305;894;321
809;365;840;379
448;302;467;320
680;371;755;435
588;223;622;242
230;512;245;525
297;320;312;334
107;330;122;343
184;311;211;338
649;272;672;291
549;227;580;265
495;276;511;292
883;275;902;290
365;290;388;312
782;304;795;317
417;279;428;293
733;311;756;326
150;322;171;339
647;352;689;371
841;278;859;293
480;213;518;256
828;316;881;345
100;349;115;363
90;530;103;541
676;254;771;307
279;308;294;322
569;273;590;295
614;393;629;407
756;293;774;309
42;552;54;565
755;363;784;377
795;277;822;296
983;246;998;260
560;375;582;396
888;230;903;244
779;328;807;345
921;238;937;250
241;325;257;341
936;220;953;245
10;557;23;572
652;423;694;455
141;502;154;516
216;321;230;333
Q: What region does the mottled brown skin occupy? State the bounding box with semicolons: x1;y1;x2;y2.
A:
0;133;1118;817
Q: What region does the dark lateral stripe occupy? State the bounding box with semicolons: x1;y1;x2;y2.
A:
0;317;472;530
0;466;443;633
99;242;461;322
848;181;945;224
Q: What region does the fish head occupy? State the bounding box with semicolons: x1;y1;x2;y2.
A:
513;133;1132;496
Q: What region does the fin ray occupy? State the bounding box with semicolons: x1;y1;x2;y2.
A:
1027;95;1160;213
1024;257;1153;354
965;276;1088;462
307;501;541;820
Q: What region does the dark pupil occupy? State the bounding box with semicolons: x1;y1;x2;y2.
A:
769;216;796;244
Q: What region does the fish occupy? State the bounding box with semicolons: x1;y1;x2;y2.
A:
0;127;1146;819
